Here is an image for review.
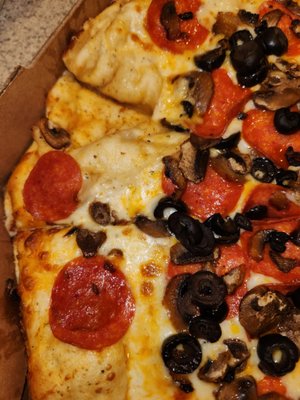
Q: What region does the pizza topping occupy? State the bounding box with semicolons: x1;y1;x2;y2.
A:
290;226;300;246
249;229;271;261
210;151;250;183
49;256;135;350
38;118;71;149
188;316;221;342
169;242;215;265
291;19;300;38
176;274;201;323
134;215;170;238
245;205;268;220
76;228;107;258
269;250;298;272
275;168;298;188
213;12;241;38
89;201;112;225
239;286;291;337
234;213;253;231
251;157;277;183
163;155;187;196
161;333;202;374
154;196;187;219
160;1;183;41
194;43;227;72
213;132;241;150
253;62;300;111
256;27;288;55
163;273;190;330
257;334;299;376
146;0;208;54
178;141;209;183
204;213;240;245
238;9;259;26
274;107;300;134
188;271;227;308
215;376;257;400
175;71;214;117
23;151;82;222
261;9;283;26
286;146;300;166
223;265;245;294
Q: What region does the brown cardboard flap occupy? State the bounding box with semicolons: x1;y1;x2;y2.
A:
0;0;111;399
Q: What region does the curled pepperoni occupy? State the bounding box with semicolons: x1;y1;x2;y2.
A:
23;151;82;222
49;256;135;351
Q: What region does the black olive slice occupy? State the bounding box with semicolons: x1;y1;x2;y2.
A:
89;201;111;225
250;157;277;183
134;216;170;238
76;229;107;258
268;230;290;253
234;213;253;231
257;333;299;376
189;271;228;308
290;227;300;247
285;146;300;167
269;251;298;273
194;46;226;72
200;301;228;323
236;60;269;87
245;205;268;220
230;40;265;74
168;212;215;255
205;213;240;244
154;196;187;219
229;29;253;48
189;316;222;342
238;10;259;26
162;333;202;374
177;276;201;323
213;132;240;150
256;27;288;56
274;108;300;134
275;168;298;188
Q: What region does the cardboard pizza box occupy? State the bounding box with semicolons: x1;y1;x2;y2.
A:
0;0;111;398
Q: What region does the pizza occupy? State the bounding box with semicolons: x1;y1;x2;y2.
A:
4;0;300;399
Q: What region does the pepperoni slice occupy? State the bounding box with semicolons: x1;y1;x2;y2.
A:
23;151;82;222
243;184;300;219
49;256;135;351
146;0;208;54
181;163;244;220
192;69;251;138
242;109;300;168
241;218;300;283
257;376;287;397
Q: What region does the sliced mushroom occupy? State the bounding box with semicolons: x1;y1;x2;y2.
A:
239;285;291;337
248;230;271;261
198;352;231;383
163;273;191;331
174;71;214;117
170;373;194;393
269;250;298;273
134;215;170;238
160;1;183;41
38;118;71;149
210;151;250;183
89;201;112;225
163;155;187;196
76;228;107;258
224;338;250;368
170;242;215;265
253;62;300;110
189;134;219;150
276;0;300;17
216;376;258;400
213;12;242;37
223;265;245;294
179;140;209;183
261;9;283;27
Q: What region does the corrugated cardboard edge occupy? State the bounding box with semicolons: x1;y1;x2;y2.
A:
0;0;111;399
